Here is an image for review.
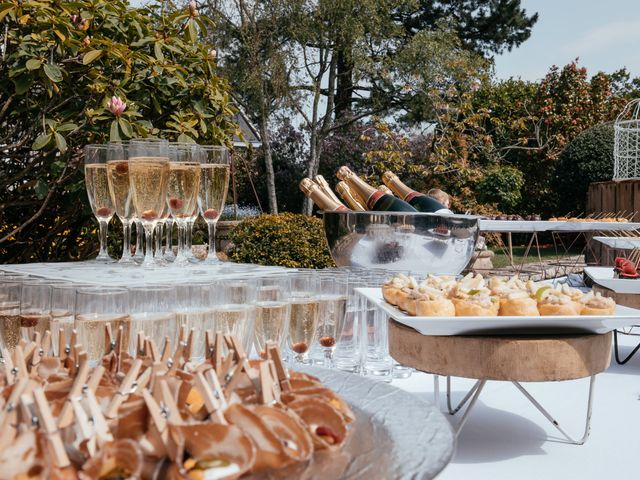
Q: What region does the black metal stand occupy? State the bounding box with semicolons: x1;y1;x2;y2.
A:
614;329;640;365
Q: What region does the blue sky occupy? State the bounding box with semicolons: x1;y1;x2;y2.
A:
494;0;640;81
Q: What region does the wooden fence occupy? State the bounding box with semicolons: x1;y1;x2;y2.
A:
586;179;640;265
586;180;640;219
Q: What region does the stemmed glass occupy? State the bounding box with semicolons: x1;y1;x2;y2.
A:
105;142;136;265
287;273;320;364
167;143;202;267
163;217;175;262
128;285;176;355
198;146;230;265
128;139;170;268
153;202;170;266
75;287;130;365
316;273;348;368
84;144;116;263
254;275;291;358
133;219;145;263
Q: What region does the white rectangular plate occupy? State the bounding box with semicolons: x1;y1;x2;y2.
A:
584;266;640;294
356;287;640;335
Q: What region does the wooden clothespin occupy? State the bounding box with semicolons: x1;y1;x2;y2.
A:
259;361;276;405
58;351;89;429
18;392;37;431
21;334;38;367
1;346;15;386
142;388;171;457
105;358;143;419
218;348;236;384
146;338;161;362
70;396;96;456
193;371;226;423
12;345;29;382
158;378;182;425
268;344;291;393
168;342;185;376
104;323;115;354
136;331;146;359
40;330;52;358
0;377;29;430
212;332;223;373
83;388;113;445
136;365;153;391
57;328;67;361
203;368;228;411
184;329;195;363
32;387;71;468
160;336;172;363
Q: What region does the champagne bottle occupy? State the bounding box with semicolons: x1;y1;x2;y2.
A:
378;185;394;196
336;166;417;212
313;175;343;205
382;171;447;213
335;181;365;211
299;178;349;211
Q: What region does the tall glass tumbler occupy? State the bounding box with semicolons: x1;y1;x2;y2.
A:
128;139;170;268
287;273;320;364
316;274;348;368
212;279;257;353
51;283;90;355
75;287;130;364
128;285;176;355
254;275;291;358
84;144;116;263
198;146;230;265
0;278;23;351
175;283;216;359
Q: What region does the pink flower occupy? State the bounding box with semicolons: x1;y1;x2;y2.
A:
189;0;198;16
208;48;217;60
107;96;126;117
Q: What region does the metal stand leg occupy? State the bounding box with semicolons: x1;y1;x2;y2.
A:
433;374;440;408
512;375;596;445
453;380;486;436
614;329;640;365
446;376;482;415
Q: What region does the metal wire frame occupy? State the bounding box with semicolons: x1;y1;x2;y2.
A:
436;375;596;445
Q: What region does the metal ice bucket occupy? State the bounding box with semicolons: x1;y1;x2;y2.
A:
323;211;480;275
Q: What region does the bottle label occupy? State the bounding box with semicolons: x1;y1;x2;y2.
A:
404;191;422;202
366;190;385;210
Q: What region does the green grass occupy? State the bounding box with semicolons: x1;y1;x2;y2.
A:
490;245;584;269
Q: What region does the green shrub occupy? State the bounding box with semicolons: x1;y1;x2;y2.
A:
228;213;335;268
476;165;525;212
0;0;236;263
553;123;615;214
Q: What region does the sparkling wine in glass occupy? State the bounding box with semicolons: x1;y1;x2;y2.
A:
85;145;116;263
254;276;291;358
128;139;170;268
106;143;135;265
128;285;176;355
316;276;348;368
287;273;320;364
167;144;202;267
20;280;53;340
75;287;130;364
198;146;230;265
0;278;22;352
212;279;256;353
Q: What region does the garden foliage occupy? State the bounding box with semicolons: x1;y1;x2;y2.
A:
0;0;236;262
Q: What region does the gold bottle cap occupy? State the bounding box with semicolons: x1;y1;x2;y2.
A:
299;177;317;196
336;166;352;181
382;171;398;182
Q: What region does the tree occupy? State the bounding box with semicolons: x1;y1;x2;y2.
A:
0;0;236;262
203;0;302;214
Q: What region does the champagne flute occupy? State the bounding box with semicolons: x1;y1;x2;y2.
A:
75;287;130;364
133;219;145;263
153;202;170;266
128;285;176;355
287;273;320;364
163;217;175;262
128;139;170;268
105;142;136;265
254;275;291;358
212;279;257;353
167;143;202;267
316;274;348;368
84;145;116;263
198;146;230;265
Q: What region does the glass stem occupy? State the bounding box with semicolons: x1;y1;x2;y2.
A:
166;219;173;252
207;221;217;260
177;223;186;258
143;225;155;265
135;220;143;257
155;223;162;257
186;222;193;257
121;221;131;260
98;220;109;258
324;348;334;368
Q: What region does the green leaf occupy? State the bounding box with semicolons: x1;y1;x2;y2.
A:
56;123;78;132
177;133;194;143
118;117;133;138
186;19;197;43
13;76;32;95
34;180;48;200
53;30;66;42
54;132;67;152
0;4;14;22
154;42;164;62
43;63;63;83
82;50;103;65
26;59;42;70
110;120;121;141
32;133;52;150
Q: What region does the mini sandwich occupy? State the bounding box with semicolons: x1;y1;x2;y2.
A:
580;292;616;315
382;274;411;306
536;288;581;316
396;276;419;313
558;284;585;313
498;290;539;316
410;285;455;317
451;274;499;316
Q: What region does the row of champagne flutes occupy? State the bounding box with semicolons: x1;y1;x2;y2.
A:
0;271;359;370
84;138;230;268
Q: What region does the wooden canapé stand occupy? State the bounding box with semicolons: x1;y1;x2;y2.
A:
388;319;613;443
